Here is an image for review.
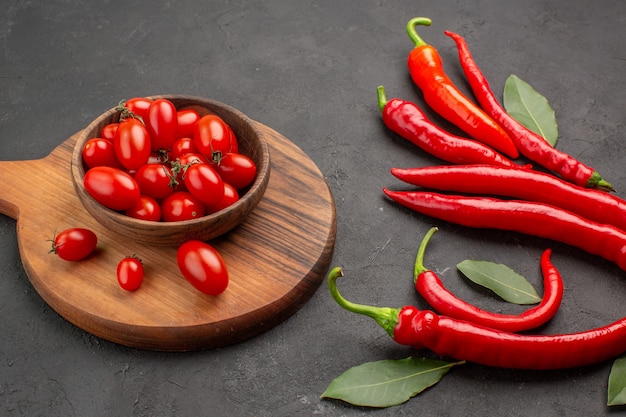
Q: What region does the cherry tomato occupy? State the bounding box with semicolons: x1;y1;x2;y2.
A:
177;109;200;139
147;98;178;151
117;255;144;291
176;240;228;295
84;166;141;211
184;163;225;206
114;119;151;170
169;137;198;161
124;97;152;122
49;228;97;261
82;138;123;169
215;153;257;190
134;163;175;199
100;123;119;141
160;191;205;222
204;182;239;214
194;114;237;160
125;195;161;221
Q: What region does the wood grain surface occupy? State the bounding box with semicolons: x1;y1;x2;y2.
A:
0;122;336;351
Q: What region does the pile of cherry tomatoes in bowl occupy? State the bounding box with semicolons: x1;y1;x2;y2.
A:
70;95;271;247
81;97;257;222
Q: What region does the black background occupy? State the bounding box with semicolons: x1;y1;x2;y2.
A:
1;1;625;415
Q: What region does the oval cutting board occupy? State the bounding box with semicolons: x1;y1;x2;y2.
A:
0;122;336;351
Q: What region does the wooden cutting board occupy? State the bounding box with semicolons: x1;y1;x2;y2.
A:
0;122;336;351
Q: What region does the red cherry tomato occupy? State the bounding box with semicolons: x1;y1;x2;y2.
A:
184;163;225;206
215;153;257;190
125;195;162;221
194;114;237;159
160;191;205;222
124;97;152;122
176;240;228;295
49;228;97;261
114;119;151;170
169;137;198;161
100;123;119;141
82;138;123;169
177;109;200;139
147;98;178;151
84;166;141;211
134;163;174;199
117;256;144;291
204;182;239;214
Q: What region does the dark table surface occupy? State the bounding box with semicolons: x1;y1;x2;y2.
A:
2;1;626;415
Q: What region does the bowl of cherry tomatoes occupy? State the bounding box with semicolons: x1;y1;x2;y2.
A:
71;95;271;246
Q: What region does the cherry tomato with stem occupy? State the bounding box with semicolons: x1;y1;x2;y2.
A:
177;109;200;139
161;191;205;222
123;97;152;122
114;119;151;170
117;255;144;291
126;195;162;221
184;163;225;206
84;166;141;211
134;163;175;199
82;138;124;169
147;98;178;151
49;228;98;261
215;152;257;190
194;114;237;160
177;240;228;295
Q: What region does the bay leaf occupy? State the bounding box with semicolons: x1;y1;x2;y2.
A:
503;74;559;146
608;356;626;406
321;357;463;408
457;259;540;305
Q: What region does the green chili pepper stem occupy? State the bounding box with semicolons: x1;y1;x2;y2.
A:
587;171;615;192
327;266;400;338
377;85;388;113
413;227;438;282
406;17;432;48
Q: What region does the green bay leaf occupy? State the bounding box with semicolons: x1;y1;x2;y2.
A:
321;357;463;408
608;356;626;406
503;74;558;146
457;259;540;305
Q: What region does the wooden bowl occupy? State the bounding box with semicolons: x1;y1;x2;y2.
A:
70;95;271;246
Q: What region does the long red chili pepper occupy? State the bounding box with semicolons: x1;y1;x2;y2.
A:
391;165;626;232
328;267;626;369
383;189;626;272
414;227;563;333
405;17;518;159
377;86;521;168
444;30;613;191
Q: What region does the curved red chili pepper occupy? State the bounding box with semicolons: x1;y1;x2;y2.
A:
383;189;626;272
405;17;518;158
378;86;521;168
414;227;563;333
391;165;626;232
328;266;626;370
444;30;613;191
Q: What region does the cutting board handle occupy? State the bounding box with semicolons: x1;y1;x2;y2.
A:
0;138;76;221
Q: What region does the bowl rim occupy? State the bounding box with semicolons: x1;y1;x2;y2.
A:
70;94;271;230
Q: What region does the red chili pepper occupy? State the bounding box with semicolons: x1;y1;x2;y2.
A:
414;227;563;333
405;17;518;159
391;165;626;232
377;86;521;168
444;30;613;191
383;189;626;272
328;266;626;369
